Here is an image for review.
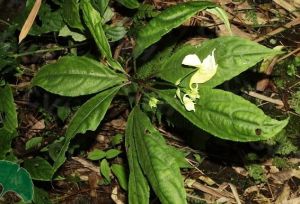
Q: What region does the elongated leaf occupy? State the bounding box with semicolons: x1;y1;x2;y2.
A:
157;89;289;142
32;56;126;96
0;85;17;132
125;108;150;204
133;1;216;58
117;0;140;9
207;7;232;35
53;86;120;172
24;157;54;181
0;160;34;202
62;0;84;30
100;159;111;182
126;107;187;204
111;164;128;191
81;0;111;58
157;36;282;88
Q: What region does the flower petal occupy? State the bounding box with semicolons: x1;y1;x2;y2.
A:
202;49;217;72
183;94;196;112
182;54;201;67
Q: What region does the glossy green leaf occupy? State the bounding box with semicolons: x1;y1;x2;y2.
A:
104;24;127;42
100;159;111;182
106;149;122;159
0;160;34;202
133;1;216;58
0;85;17;133
157;36;282;88
53;86;120;173
81;0;124;72
126;107;187;204
125;109;150;204
117;0;140;9
87;149;106;160
25;137;43;150
59;25;86;42
62;0;84;30
95;0;110;16
81;0;112;58
157;89;289;142
32;56;126;96
206;7;232;35
111;164;128;191
24;157;54;181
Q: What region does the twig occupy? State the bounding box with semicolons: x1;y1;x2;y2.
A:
277;47;300;62
245;91;284;106
254;17;300;42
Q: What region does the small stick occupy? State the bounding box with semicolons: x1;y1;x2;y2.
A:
245;91;284;106
277;47;300;62
254;17;300;42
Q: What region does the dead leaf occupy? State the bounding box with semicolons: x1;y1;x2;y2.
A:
275;184;291;204
111;186;124;204
19;0;42;43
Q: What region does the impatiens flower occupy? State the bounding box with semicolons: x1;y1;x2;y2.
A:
182;49;218;89
149;97;159;109
176;49;218;112
182;94;196;112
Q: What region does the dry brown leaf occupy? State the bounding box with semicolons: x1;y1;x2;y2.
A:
19;0;42;43
275;184;291;204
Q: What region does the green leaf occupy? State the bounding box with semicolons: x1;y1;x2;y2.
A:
33;187;52;204
125;109;150;204
87;149;106;160
81;0;112;58
23;157;54;181
100;159;111;182
111;164;128;191
32;56;126;97
94;0;110;16
206;7;232;35
62;0;84;30
157;89;289;142
0;160;34;202
106;149;122;159
53;86;120;173
0;85;17;133
104;24;127;42
117;0;140;9
59;25;86;42
25;137;43;150
111;133;123;146
157;36;282;88
126;107;187;204
0;129;16;159
133;1;216;58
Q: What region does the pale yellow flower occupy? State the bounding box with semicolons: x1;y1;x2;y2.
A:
149;97;159;109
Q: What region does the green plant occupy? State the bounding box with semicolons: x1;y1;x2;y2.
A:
1;0;291;203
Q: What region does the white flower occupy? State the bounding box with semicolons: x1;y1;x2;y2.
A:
182;49;218;89
149;97;159;109
182;94;196;112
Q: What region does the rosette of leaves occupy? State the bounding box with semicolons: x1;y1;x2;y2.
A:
32;1;288;204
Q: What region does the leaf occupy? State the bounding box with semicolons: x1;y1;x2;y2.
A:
87;149;106;160
95;0;110;16
206;7;232;35
33;187;51;204
111;164;128;191
53;86;120;173
100;159;111;182
25;137;43;150
0;85;17;133
125;109;150;204
58;25;86;42
126;107;187;204
18;0;41;43
157;89;289;142
0;160;34;202
32;56;126;97
62;0;84;30
104;24;127;42
111;133;123;146
133;1;216;58
106;149;122;159
23;157;54;181
117;0;140;9
0;129;16;159
157;36;282;88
